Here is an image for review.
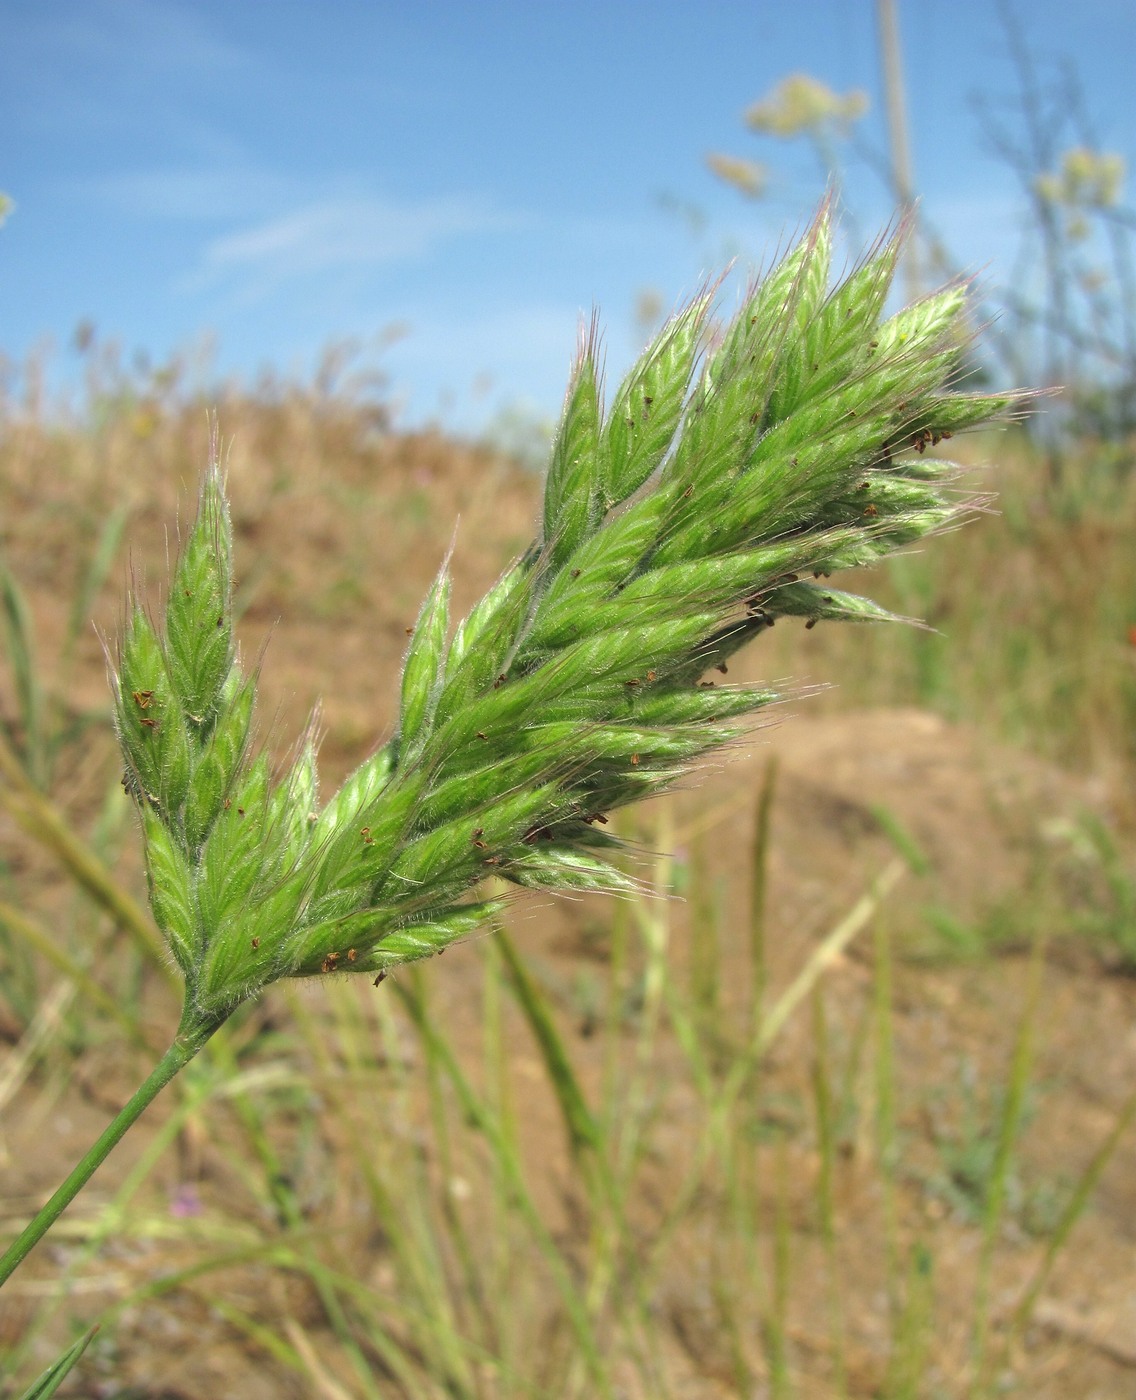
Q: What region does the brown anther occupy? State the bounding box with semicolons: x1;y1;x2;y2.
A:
347;948;357;962
494;673;508;688
700;681;716;688
132;689;154;709
472;838;487;850
571;569;581;578
624;677;640;687
476;731;488;740
374;971;386;987
251;936;260;949
472;827;483;837
322;952;340;973
140;716;159;729
806;618;818;629
224;799;232;810
237;807;246;817
361;826;374;844
646;669;657;682
863;504;879;517
483;855;501;866
716;662;728;674
630;753;640;766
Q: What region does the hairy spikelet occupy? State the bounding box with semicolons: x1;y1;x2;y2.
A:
116;210;1016;1020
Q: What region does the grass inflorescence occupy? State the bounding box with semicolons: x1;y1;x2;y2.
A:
10;207;1091;1397
107;209;1009;1031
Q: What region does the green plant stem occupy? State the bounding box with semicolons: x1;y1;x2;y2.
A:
970;934;1046;1395
1010;1082;1136;1341
0;1009;221;1288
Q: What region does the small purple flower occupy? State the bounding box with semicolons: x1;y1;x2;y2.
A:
169;1184;203;1218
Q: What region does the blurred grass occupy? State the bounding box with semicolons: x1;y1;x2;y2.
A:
0;365;1133;1395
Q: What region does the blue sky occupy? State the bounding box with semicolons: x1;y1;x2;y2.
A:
3;0;1133;437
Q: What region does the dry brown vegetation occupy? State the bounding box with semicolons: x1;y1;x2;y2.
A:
0;379;1134;1397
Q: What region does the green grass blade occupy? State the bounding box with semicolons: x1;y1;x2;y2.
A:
874;911;901;1316
811;985;847;1398
64;504;128;660
14;1325;99;1400
0;555;45;787
493;923;605;1166
392;976;616;1399
0;898;159;1052
750;756;778;1045
970;933;1046;1395
0;730;172;978
1009;1081;1136;1347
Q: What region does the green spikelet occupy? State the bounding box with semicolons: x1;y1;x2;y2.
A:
142;808;198;972
116;607;190;814
604;291;711;507
183;670;255;852
114;209;1017;1021
165;469;233;726
544;331;604;568
397;561;451;765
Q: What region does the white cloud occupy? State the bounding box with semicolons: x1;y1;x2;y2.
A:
81;167;285;222
39;0;246;77
199;194;530;282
